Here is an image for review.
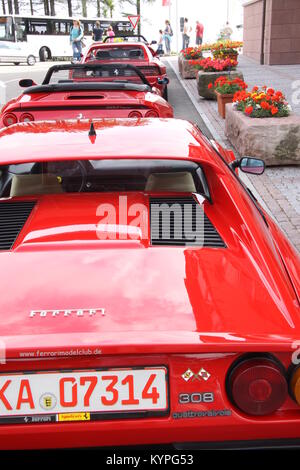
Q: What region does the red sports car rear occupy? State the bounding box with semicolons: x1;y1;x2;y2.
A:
0;64;173;128
0;119;299;450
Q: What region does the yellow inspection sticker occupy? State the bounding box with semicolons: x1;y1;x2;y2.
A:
58;412;90;422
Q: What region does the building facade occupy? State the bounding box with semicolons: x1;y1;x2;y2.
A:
243;0;300;65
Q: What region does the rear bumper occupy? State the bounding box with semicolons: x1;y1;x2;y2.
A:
175;438;300;450
1;352;300;450
2;419;300;450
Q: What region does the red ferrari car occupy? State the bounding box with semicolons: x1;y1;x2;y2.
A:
0;63;173;128
82;37;169;100
0;118;299;450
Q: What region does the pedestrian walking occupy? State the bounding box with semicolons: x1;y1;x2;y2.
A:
92;20;103;42
157;30;164;56
195;20;204;46
164;20;173;55
107;25;115;43
70;19;84;63
182;18;191;50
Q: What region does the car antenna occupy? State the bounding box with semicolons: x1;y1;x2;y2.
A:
89;121;97;144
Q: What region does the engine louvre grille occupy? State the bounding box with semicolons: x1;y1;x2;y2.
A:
150;197;226;247
0;201;36;250
137;66;160;76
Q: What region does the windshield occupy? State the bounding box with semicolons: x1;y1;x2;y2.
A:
0;160;207;198
0;16;14;41
42;64;150;87
88;45;146;61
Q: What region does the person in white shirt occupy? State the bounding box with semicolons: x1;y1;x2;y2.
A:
182;18;192;50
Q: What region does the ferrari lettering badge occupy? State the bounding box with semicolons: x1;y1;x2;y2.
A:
29;308;105;318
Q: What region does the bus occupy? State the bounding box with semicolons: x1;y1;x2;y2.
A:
0;15;133;61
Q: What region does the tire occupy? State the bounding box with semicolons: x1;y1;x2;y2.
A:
163;86;168;101
27;55;36;66
14;62;20;65
39;46;51;62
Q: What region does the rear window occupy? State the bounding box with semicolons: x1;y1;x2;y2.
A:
0;159;209;199
44;66;146;85
89;46;146;61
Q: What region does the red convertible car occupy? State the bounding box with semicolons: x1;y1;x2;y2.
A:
0;118;299;450
0;64;173;128
82;38;169;100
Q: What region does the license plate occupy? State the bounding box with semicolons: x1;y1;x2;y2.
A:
0;367;168;424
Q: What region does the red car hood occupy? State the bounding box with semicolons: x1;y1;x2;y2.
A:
1;193;299;357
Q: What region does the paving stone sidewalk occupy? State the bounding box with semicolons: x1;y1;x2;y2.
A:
167;55;300;252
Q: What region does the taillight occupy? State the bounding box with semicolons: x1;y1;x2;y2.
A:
3;113;17;127
226;356;287;416
145;110;159;118
19;113;34;123
128;111;142;118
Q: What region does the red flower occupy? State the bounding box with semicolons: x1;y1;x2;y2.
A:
208;83;213;89
260;101;270;110
271;106;278;115
245;106;253;115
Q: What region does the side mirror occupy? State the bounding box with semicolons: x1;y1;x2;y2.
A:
230;157;265;175
150;40;157;45
19;79;36;88
157;77;169;85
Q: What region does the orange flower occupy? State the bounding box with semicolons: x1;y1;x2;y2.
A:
208;83;213;89
267;88;275;96
271;106;278;115
245;106;253;115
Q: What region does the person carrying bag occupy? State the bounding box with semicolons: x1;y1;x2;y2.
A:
70;19;84;64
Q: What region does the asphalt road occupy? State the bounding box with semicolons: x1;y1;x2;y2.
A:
0;62;64;105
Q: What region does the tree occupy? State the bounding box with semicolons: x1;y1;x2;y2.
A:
43;0;50;16
2;0;6;14
67;0;72;17
104;0;114;17
50;0;55;16
119;0;155;34
29;0;34;15
81;0;87;17
7;0;13;14
97;0;101;17
13;0;19;14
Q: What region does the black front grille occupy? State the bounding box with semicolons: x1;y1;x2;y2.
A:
150;197;226;247
0;201;36;250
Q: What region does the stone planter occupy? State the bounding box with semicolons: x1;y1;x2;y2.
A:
216;91;234;119
197;70;244;100
178;55;200;79
225;105;300;166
